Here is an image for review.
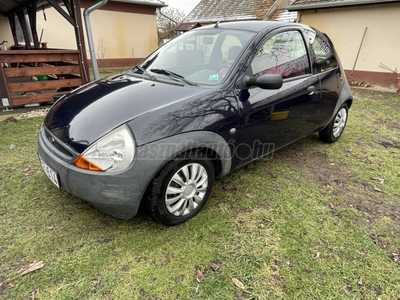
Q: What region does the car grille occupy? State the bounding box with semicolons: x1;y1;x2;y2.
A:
43;129;74;159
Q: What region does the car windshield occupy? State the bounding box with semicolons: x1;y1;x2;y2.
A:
131;28;255;86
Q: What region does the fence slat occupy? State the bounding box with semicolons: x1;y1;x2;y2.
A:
4;66;81;77
8;78;83;93
11;92;69;105
0;53;79;63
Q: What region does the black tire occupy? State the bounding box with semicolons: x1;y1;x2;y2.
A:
146;152;215;226
319;103;349;143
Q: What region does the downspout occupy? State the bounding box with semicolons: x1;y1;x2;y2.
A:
84;0;108;81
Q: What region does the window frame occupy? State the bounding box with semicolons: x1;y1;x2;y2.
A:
246;27;314;83
305;29;338;74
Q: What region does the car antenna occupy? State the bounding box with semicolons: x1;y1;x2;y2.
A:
214;21;220;28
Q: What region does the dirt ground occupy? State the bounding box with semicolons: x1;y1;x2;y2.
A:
277;88;400;257
351;87;398;100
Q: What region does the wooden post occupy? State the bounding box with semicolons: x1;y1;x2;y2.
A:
47;0;76;26
8;14;19;46
27;5;40;49
71;0;90;83
17;10;31;49
0;66;11;107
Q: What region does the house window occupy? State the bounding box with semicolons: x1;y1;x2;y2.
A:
306;30;337;73
251;30;310;79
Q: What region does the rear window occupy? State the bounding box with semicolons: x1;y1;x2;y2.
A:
306;30;338;73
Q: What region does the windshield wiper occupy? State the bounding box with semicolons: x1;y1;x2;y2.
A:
132;65;155;80
149;69;199;86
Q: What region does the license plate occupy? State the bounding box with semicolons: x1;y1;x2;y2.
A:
39;156;60;189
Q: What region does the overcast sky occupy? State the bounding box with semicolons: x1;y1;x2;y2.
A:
162;0;201;13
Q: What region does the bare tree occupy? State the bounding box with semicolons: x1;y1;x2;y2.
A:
157;7;186;45
96;36;109;69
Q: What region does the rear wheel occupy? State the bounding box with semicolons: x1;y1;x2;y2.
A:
146;152;215;226
319;103;348;143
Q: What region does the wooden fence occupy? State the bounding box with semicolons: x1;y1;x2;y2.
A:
0;49;87;107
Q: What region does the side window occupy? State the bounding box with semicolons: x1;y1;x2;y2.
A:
251;30;310;79
306;30;338;72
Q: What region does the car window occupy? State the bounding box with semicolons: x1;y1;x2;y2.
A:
221;34;243;62
138;29;255;85
251;30;310;79
157;35;216;68
306;30;338;73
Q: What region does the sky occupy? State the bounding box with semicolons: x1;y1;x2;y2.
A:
162;0;201;14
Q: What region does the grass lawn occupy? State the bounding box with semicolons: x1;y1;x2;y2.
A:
0;88;399;299
90;68;132;81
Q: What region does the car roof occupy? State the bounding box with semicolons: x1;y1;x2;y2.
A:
199;20;312;33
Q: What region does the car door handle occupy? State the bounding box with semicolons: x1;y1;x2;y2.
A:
307;86;316;95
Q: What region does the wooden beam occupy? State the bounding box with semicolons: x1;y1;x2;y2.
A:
8;78;83;93
11;92;69;106
71;0;90;83
6;0;40;16
8;14;19;46
0;49;80;55
17;10;31;49
47;0;76;26
63;0;74;18
0;53;79;64
4;66;81;77
0;66;11;105
27;5;40;49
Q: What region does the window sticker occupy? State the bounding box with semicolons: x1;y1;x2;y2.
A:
209;74;219;81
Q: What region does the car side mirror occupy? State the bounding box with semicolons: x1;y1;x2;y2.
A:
244;74;283;90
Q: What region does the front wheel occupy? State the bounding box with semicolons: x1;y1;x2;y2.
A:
146;152;215;226
319;103;348;143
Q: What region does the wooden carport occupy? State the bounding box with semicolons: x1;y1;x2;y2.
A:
0;0;89;110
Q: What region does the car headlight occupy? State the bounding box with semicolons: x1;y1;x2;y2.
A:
73;125;135;172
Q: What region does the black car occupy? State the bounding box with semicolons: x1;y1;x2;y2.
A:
37;21;352;225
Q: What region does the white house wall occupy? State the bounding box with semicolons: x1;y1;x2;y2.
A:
36;6;158;61
298;3;400;80
0;16;14;49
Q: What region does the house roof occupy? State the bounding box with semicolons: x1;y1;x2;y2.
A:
175;22;202;31
0;0;165;16
274;9;298;21
112;0;166;7
288;0;400;11
183;0;278;24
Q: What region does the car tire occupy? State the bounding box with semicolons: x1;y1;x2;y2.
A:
319;103;348;143
146;151;215;226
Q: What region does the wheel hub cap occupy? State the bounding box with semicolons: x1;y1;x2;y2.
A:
165;163;208;216
183;184;196;198
333;108;347;138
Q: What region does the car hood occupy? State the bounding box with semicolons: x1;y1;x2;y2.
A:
44;74;207;153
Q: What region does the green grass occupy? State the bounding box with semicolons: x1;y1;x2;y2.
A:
0;90;399;299
89;68;130;81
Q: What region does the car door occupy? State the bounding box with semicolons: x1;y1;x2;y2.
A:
306;30;342;125
234;28;321;167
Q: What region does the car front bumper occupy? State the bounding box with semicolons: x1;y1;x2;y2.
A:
38;126;233;219
37;126;148;219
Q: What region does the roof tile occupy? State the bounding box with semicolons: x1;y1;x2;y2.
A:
184;0;277;23
290;0;399;6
